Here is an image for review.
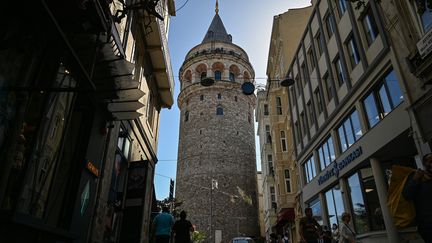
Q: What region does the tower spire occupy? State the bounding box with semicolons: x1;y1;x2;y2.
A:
215;0;219;14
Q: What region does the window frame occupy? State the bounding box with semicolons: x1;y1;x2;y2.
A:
346;34;361;68
362;8;379;46
337;0;348;17
280;130;288;152
337;110;363;152
317;136;336;170
314;88;324;114
362;69;404;128
215;70;222;80
284;169;292;193
304;156;317;183
276;96;283;115
325;12;335;39
334;55;346;86
216;106;224;115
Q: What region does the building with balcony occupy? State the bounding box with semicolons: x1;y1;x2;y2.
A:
0;0;175;242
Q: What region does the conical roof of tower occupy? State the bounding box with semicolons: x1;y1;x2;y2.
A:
202;13;232;44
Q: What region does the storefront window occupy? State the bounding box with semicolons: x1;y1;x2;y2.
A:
308;197;323;225
347;168;385;234
325;184;344;227
2;62;77;218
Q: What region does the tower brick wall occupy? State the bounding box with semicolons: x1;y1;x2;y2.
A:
176;19;259;241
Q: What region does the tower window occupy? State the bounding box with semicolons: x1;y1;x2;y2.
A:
216;106;224;115
229;72;235;82
200;95;204;101
201;72;207;80
218;93;222;99
185;111;189;122
235;96;238;102
215;70;222;80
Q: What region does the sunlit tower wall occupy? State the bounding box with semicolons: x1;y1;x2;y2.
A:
175;12;259;243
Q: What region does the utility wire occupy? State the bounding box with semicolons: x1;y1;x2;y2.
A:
175;0;191;13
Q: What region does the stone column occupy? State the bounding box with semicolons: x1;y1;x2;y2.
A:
370;157;400;243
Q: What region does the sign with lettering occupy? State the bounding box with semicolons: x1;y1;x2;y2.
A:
86;161;100;177
417;28;432;59
318;146;363;185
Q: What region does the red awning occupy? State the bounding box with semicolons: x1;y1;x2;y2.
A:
276;208;295;226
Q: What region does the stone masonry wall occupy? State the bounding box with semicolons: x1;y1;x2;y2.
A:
176;54;259;242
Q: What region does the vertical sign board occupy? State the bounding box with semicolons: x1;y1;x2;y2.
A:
126;160;149;201
417;28;432;58
120;160;150;242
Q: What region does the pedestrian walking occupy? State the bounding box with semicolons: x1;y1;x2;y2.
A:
172;210;194;243
321;225;332;243
338;213;356;243
152;206;175;243
282;232;289;243
403;152;432;243
331;224;339;243
299;207;321;243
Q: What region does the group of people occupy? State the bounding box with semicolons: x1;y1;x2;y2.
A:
296;152;432;243
152;206;194;243
299;208;356;243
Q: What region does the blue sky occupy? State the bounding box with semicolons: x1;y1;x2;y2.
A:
155;0;311;200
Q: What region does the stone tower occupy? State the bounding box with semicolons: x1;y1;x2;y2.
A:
175;5;259;243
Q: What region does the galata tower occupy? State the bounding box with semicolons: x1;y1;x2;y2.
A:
175;2;259;243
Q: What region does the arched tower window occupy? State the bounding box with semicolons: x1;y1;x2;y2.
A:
215;70;222;80
229;65;240;82
184;70;192;83
185;111;189;122
244;71;251;82
229;72;235;82
212;62;224;81
201;72;207;80
196;64;208;81
216;106;224;115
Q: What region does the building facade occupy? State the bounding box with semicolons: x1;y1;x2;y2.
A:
257;172;266;239
0;1;175;242
273;0;431;242
255;90;277;241
262;6;313;243
176;9;259;243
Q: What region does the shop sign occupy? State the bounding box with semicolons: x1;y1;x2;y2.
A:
417;28;432;58
86;160;100;177
318;146;363;185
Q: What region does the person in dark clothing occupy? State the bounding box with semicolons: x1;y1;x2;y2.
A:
321;225;332;243
269;233;278;243
403;153;432;243
152;206;175;243
299;207;321;243
172;210;194;243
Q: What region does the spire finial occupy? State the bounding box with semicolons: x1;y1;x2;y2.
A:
215;0;219;14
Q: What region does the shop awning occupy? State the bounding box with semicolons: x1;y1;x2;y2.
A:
275;208;295;227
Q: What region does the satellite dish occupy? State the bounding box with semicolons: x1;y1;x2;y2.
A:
241;82;255;95
200;78;215;86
